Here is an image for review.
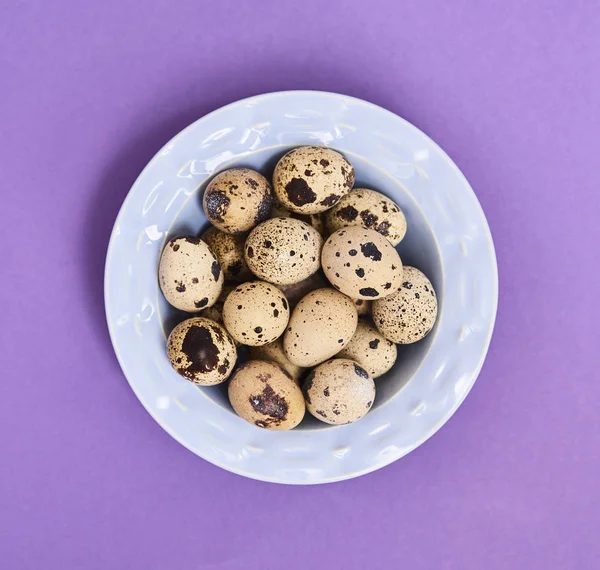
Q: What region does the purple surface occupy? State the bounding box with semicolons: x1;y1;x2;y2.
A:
1;1;599;568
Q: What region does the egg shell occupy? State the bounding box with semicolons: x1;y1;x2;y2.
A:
249;338;305;383
353;298;372;316
244;217;323;286
325;189;407;246
321;227;403;300
203;168;273;234
271;201;326;236
228;360;305;430
337;319;397;378
167;317;236;385
372;266;438;344
159;237;223;312
201;227;252;282
283;288;358;367
273;146;355;214
303;358;375;425
222;281;290;346
277;271;329;308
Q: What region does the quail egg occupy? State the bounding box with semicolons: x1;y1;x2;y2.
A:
372;266;438;344
159;237;223;312
337;319;397;378
283;288;358;367
321;227;403;300
303;359;375;425
325;189;407;245
167;317;236;385
249;338;305;384
203;168;273;234
244;217;323;285
201;227;252;282
273;146;354;214
222;281;290;346
228;360;305;430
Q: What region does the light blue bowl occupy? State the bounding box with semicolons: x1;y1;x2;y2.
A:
105;91;498;484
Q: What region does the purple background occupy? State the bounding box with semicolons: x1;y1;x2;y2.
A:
2;1;599;568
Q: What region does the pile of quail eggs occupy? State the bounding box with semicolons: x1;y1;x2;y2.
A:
159;146;438;430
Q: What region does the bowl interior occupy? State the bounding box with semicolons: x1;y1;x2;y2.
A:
159;146;443;430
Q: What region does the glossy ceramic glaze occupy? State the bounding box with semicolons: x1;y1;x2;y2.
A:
105;91;498;484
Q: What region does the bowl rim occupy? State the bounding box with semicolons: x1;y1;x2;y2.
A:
104;90;499;484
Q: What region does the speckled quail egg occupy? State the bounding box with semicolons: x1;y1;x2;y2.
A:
372;266;438;344
271;201;326;236
352;298;372;316
244;217;323;285
273;146;355;214
325;189;407;246
277;271;328;308
249;338;305;384
201;227;252;282
303;359;375;425
167;317;236;385
222;281;290;346
228;360;305;430
283;288;358;367
203;168;273;234
321;227;403;300
159;237;223;312
337;319;397;378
